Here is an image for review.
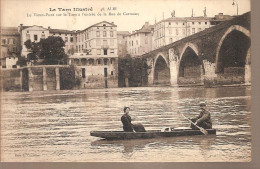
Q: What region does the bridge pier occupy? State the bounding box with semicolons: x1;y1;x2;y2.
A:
169;60;178;86
245;64;251;84
148;70;154;85
202;60;217;81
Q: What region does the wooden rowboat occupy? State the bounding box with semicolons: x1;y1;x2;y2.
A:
90;128;216;140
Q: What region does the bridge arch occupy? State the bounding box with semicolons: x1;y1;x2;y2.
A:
153;53;170;85
215;25;250;84
178;43;204;84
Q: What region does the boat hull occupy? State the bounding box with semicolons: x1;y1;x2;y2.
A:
90;129;216;140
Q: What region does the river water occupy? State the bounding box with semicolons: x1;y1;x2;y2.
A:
0;86;251;162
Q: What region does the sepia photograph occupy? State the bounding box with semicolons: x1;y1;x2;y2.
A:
0;0;252;163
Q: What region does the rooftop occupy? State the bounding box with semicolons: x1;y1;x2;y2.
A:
1;27;20;36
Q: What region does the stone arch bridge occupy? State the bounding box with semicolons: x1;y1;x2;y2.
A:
142;12;251;86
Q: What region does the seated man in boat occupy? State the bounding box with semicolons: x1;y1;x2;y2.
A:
121;107;146;132
190;102;212;129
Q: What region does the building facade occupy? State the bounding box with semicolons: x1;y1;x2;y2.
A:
126;22;153;56
153;13;234;50
68;21;118;88
49;28;77;54
0;27;21;69
117;31;130;57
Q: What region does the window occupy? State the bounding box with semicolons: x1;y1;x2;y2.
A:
104;49;107;55
136;40;138;45
103;31;106;37
97;59;101;64
96;39;101;46
41;34;45;39
176;29;179;35
110;49;114;53
132;41;133;46
110;31;113;37
199;22;201;25
192;28;195;34
169;38;173;43
82;45;83;50
183;23;185;25
110;39;114;46
70;37;73;42
176;22;178;25
205;22;208;25
103;40;107;46
86;32;89;39
65;37;68;42
192;22;194;25
26;34;30;40
182;29;186;35
79;45;81;51
8;38;14;44
2;39;6;44
97;49;101;55
104;58;108;65
110;59;113;64
82;68;86;78
111;71;113;75
169;29;172;35
96;31;100;37
34;35;38;41
169;22;171;25
198;28;202;32
145;38;148;44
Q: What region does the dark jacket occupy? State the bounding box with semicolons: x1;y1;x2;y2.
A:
192;109;212;129
121;114;133;132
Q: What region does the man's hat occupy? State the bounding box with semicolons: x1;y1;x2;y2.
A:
199;102;206;106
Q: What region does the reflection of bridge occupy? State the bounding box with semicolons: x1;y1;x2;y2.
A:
143;12;250;86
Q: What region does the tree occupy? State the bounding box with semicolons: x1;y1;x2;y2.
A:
16;56;27;67
118;54;152;87
24;36;68;65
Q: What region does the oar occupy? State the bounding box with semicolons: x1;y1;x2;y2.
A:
177;111;208;135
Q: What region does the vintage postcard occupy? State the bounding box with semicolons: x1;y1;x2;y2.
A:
0;0;251;163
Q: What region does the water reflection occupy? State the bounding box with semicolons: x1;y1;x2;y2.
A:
91;135;217;160
1;86;251;162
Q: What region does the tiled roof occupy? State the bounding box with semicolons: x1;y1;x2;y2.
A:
79;21;117;33
1;27;20;36
49;29;76;34
117;31;131;35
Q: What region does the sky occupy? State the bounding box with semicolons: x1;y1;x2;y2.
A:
1;0;251;32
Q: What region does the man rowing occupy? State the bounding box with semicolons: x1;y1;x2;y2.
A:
190;102;212;129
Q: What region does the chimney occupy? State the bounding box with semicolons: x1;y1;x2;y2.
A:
217;13;224;19
18;24;23;32
145;22;149;28
48;26;51;30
